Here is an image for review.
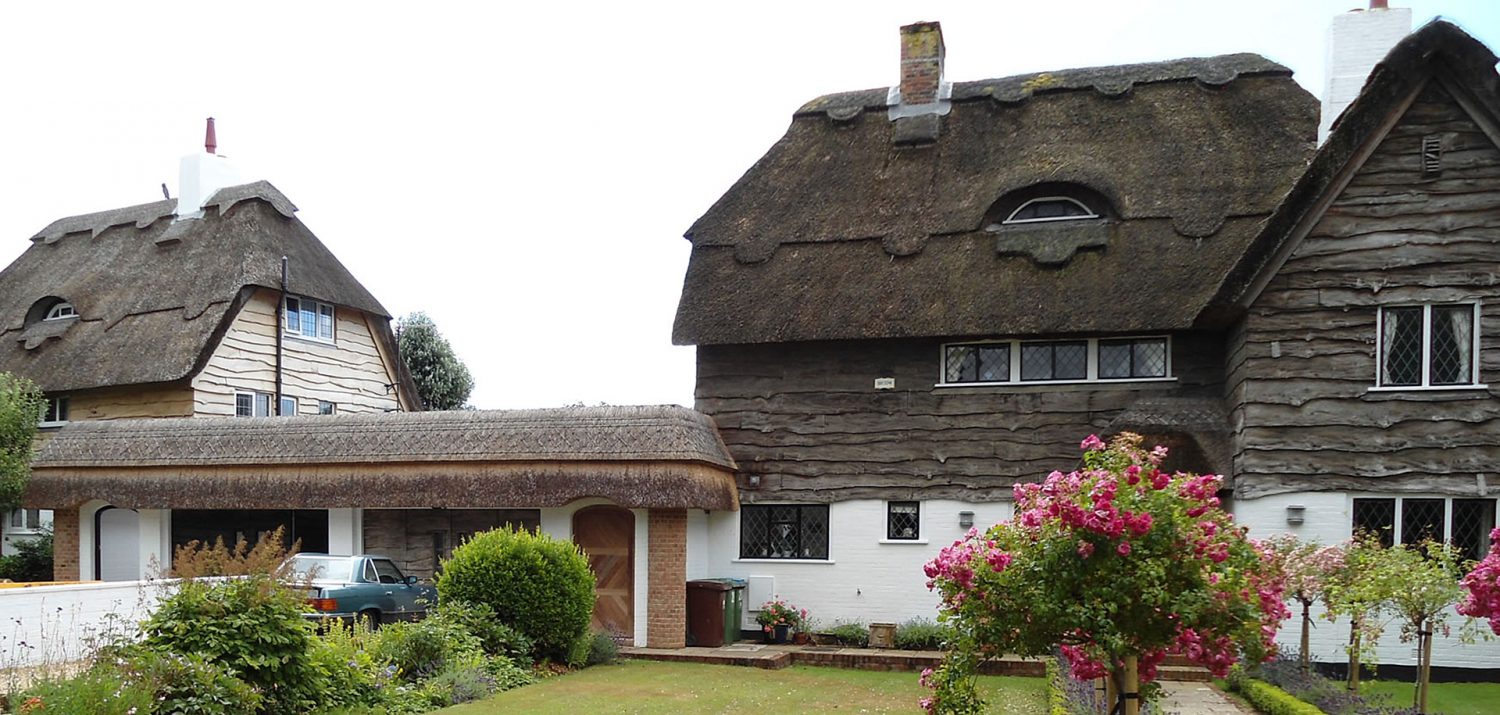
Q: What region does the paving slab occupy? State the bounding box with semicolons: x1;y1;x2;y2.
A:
1155;681;1254;715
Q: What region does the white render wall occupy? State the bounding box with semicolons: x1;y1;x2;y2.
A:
702;499;1011;632
1234;492;1500;670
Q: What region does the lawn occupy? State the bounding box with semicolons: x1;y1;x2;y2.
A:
437;659;1046;714
1357;680;1500;715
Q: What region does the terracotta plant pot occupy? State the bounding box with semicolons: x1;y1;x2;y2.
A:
793;631;811;645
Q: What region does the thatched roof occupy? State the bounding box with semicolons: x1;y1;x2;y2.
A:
1213;20;1500;312
673;54;1319;345
0;182;396;393
27;405;740;510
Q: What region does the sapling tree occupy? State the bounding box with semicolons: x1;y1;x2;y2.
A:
1264;535;1345;671
0;373;44;512
922;433;1287;715
1321;533;1399;692
1383;540;1469;714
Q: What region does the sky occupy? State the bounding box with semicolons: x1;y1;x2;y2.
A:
1;1;1496;409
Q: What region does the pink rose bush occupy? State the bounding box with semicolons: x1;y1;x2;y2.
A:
1460;527;1500;635
920;433;1287;713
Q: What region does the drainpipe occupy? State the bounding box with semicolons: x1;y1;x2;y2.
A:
277;256;288;415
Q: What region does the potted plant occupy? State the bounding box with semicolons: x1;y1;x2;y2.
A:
755;596;806;644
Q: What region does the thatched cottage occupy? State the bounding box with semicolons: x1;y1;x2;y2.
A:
1;130;737;648
673;14;1500;671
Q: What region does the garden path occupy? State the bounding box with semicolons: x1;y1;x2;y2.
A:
1155;681;1254;715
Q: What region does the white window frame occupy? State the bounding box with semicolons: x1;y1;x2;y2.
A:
1002;196;1099;225
7;508;43;534
234;391;274;418
1350;495;1496;556
38;396;69;427
43;302;77;321
317;400;336;415
1371;303;1484;391
279;395;298;417
937;336;1175;388
283;295;336;343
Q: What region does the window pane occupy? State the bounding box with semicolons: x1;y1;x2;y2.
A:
1133;339;1167;377
1353;498;1396;547
318;401;336;415
285;298;300;333
888;502;920;540
1098;341;1131;379
1020;344;1053;381
318;304;335;340
740;506;771;559
1382;307;1423;386
1054;342;1087;380
300;305;317;337
1402;498;1445;546
945;346;977;383
235;393;253;418
1453;499;1496;564
977;346;1008;382
1430;305;1473;385
255;393;272;417
800;506;829;559
739;505;828;560
280;397;297;417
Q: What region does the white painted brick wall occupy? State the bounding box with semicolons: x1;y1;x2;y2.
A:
703;499;1011;631
1320;7;1412;143
0;580;164;669
1235;493;1500;670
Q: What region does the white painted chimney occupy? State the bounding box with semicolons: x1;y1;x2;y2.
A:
1320;1;1412;143
176;117;241;219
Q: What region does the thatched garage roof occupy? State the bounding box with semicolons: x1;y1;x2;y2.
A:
673;54;1319;345
0;182;400;394
28;405;739;511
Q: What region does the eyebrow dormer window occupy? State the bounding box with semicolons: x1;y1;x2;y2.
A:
1003;197;1098;224
43;302;76;321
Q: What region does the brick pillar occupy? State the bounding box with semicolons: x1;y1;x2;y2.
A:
646;508;686;648
51;506;81;581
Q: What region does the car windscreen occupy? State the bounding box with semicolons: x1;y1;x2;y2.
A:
288;555;352;582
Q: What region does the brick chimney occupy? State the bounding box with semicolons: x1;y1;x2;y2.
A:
1320;1;1411;143
900;21;945;105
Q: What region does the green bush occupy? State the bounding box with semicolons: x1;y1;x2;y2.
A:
585;631;620;666
485;653;538;691
141;574;323;714
306;622;413;713
825;621;869;647
436;527;596;661
124;649;264;715
1224;666;1324;715
18;662;154;714
420;656;497;707
0;528;52;582
369;610;486;682
894;617;953;650
431;599;534;664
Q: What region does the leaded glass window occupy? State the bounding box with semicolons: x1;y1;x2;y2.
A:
944;344;1009;383
1453;499;1497;563
285;295;336;342
1351;497;1496;557
1379;304;1478;387
1021;341;1087;381
887;502;920;540
1098;338;1167;379
1401;498;1445;546
740;505;830;560
1353;498;1396;547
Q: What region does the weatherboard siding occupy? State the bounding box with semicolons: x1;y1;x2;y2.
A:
191;289;401;416
695;334;1223;502
1233;81;1500;498
67;385;195;420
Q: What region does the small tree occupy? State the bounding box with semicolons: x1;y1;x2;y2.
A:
1383;540;1468;714
396;312;475;410
0;373;44;512
1321;533;1398;692
1460;527;1500;634
1264;535;1344;671
922;433;1287;714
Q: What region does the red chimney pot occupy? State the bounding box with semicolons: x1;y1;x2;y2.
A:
205;117;217;155
1370;0;1389;9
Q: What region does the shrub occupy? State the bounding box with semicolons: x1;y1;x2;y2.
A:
124;649;264;715
1245;658;1418;715
894;617;953;650
0;528;52;582
825;621;869;647
18;662;154;715
421;657;497;707
140;574;323;714
436;527;595;661
485;654;539;691
369;610;486;682
306;621;409;712
169;526;295;578
1224;666;1325;715
430;599;534;664
585;631;619;666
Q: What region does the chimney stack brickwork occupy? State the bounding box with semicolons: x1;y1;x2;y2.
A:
1320;5;1412;143
899;22;945;106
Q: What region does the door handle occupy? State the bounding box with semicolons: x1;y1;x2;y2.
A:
385;591;394;596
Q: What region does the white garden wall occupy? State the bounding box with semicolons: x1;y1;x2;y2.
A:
0;580;163;670
702;499;1011;632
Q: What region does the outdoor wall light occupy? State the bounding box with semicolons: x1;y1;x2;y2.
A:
1285;504;1306;525
959;511;974;529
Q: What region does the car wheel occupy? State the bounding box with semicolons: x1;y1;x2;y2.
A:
359;609;381;631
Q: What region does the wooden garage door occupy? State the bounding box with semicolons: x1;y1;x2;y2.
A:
573;506;634;641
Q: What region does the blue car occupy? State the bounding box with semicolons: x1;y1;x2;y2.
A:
288;553;437;626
